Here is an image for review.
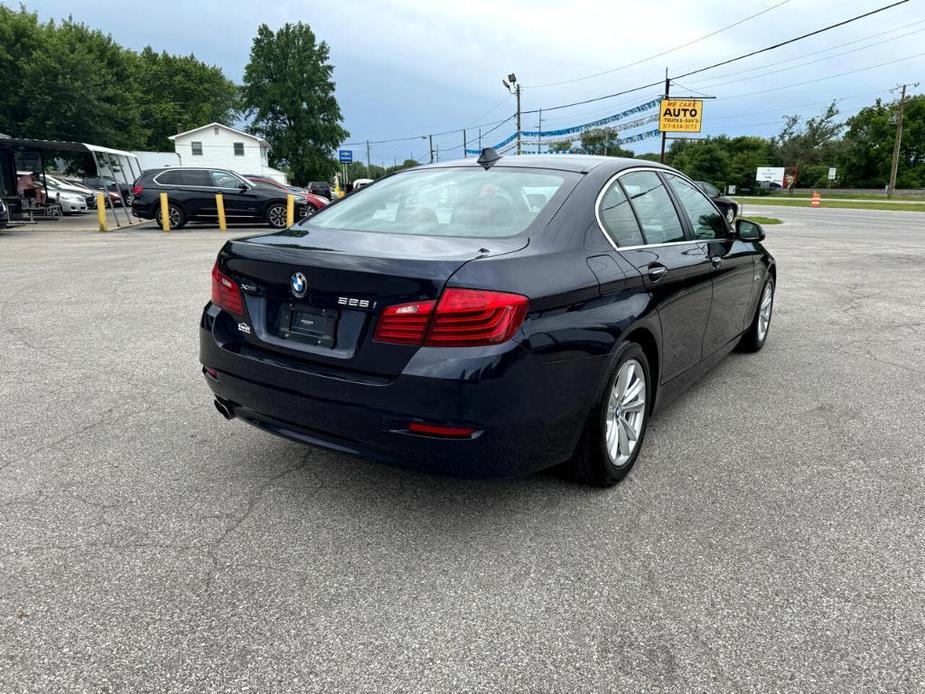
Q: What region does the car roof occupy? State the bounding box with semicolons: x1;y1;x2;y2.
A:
416;154;674;175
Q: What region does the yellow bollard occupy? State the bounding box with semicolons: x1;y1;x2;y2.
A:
96;193;108;232
286;194;295;227
160;192;170;232
215;193;227;231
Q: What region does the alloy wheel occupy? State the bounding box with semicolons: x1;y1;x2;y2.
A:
605;359;646;467
157;207;181;227
269;206;287;228
757;282;773;342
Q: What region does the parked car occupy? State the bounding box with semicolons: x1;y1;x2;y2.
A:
243;175;329;212
131;167;310;229
308;181;333;200
45;180;88;214
46;175;98;209
352;178;374;191
83;176;131;205
695;181;738;222
200;153;775;486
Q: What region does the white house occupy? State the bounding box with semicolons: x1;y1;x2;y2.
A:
168;123;288;184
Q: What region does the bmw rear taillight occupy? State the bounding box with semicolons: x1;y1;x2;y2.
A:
427;288;528;347
211;261;244;317
374;300;436;344
373;289;528;347
132;184;143;196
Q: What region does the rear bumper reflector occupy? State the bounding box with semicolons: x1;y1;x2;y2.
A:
407;421;477;438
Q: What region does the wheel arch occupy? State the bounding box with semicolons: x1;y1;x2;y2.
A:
621;325;660;410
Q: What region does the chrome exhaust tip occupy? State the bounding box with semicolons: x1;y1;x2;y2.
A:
214;399;235;420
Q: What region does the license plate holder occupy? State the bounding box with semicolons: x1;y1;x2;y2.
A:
278;304;338;347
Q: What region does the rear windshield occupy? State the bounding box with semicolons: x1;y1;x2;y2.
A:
305;168;570;238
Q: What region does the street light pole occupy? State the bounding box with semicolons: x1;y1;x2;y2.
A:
503;73;521;155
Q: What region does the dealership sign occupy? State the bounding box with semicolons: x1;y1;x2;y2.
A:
756;167;786;186
659;99;703;133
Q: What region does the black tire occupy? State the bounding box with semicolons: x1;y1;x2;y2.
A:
266;203;288;229
739;275;774;352
567;342;652;487
155;203;186;230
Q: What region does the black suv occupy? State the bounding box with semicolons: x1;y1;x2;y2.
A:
132;167;307;229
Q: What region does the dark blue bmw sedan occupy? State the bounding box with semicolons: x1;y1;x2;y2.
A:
200;151;775;485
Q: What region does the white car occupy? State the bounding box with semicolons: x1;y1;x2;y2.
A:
47;183;88;214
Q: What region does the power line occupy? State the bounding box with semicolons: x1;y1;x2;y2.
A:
344;0;911;150
685;17;925;85
715;50;925;100
522;0;792;89
672;0;911;81
684;25;925;91
524;0;911;115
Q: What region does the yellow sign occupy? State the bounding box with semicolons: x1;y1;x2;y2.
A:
659;99;703;133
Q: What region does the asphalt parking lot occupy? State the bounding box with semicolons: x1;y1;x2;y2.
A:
1;207;923;693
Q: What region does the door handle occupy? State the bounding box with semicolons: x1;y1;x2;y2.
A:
711;256;723;268
647;263;668;280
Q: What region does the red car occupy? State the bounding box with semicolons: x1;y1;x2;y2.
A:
244;176;328;212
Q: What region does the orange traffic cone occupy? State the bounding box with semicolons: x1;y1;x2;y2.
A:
811;191;821;207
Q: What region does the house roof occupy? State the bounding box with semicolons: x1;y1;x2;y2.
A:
168;122;270;148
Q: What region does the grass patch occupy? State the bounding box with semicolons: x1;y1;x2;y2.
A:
734;197;925;213
744;216;782;225
756;192;923;202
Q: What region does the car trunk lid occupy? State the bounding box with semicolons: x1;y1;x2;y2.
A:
218;227;527;377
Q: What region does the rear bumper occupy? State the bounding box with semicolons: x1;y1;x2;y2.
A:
199;304;606;478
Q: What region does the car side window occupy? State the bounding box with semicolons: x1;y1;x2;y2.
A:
598;179;644;246
666;175;727;240
156;170;182;185
620;171;685;245
181;170;212;187
211;170;241;188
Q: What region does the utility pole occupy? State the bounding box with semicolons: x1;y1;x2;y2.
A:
435;144;439;162
366;140;371;178
888;82;918;197
463;129;467;158
515;82;522;155
659;67;670;164
428;134;434;164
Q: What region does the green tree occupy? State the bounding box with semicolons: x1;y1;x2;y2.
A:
578;127;634;157
667;135;773;192
838;95;925;189
0;7;145;147
772;101;844;187
242;22;348;184
134;47;239;151
0;5;239;151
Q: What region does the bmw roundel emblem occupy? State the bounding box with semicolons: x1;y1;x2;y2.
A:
291;272;308;298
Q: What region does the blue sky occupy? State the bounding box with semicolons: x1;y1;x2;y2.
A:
22;0;925;165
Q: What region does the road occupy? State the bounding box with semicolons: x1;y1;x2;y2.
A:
1;208;923;693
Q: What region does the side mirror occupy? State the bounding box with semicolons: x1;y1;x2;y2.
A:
735;218;765;242
239;182;250;192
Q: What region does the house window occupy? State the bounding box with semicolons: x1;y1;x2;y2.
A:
233;142;245;156
191;142;203;156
